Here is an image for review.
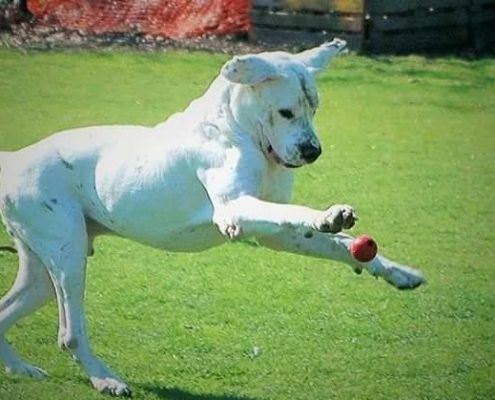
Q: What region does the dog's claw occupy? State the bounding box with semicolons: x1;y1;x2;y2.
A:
225;224;243;240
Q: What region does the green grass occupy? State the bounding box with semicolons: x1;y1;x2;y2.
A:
0;48;494;400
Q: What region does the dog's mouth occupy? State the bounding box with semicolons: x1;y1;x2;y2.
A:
267;144;300;169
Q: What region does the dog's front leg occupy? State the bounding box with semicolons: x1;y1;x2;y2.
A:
212;196;424;289
212;195;355;239
258;230;425;290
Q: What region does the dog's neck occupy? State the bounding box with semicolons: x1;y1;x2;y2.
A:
187;76;232;120
184;77;257;145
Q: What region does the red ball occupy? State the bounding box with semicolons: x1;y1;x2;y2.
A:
350;235;378;262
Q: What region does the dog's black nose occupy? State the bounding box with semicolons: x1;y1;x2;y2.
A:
299;142;322;163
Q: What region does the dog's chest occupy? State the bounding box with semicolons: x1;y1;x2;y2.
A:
79;131;293;250
259;165;294;203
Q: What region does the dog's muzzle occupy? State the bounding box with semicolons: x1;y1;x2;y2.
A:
267;145;299;168
267;142;322;168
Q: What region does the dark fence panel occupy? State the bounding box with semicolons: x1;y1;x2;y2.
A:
251;0;365;50
363;0;494;53
251;0;495;53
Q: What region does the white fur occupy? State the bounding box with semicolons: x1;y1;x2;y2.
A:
0;39;424;396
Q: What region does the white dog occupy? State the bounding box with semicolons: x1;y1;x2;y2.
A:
0;39;424;396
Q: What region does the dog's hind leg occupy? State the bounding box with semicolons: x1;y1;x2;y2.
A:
55;233;97;350
0;239;54;378
27;207;131;397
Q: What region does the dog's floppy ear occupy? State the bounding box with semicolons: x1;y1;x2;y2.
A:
221;55;280;85
294;38;347;74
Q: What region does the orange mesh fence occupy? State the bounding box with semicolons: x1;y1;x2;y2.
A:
27;0;251;39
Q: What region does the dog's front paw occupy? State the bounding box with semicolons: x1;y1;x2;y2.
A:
365;258;426;290
313;204;357;233
383;264;426;290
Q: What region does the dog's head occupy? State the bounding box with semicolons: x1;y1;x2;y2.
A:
221;39;346;168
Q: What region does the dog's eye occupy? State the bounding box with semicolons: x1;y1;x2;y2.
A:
278;109;294;119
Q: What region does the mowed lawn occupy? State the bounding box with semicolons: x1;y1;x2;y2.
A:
0;48;494;400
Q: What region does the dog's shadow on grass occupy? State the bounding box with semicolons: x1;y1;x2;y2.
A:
140;384;259;400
